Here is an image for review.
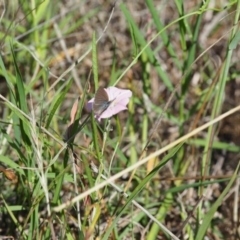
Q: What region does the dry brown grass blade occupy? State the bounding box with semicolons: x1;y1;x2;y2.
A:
54;104;240;212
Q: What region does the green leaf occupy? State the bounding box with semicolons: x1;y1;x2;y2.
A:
35;0;51;25
229;30;240;50
0;155;25;175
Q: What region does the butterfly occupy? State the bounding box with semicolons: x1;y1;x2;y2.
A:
93;87;113;116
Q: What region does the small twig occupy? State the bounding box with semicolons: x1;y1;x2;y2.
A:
0;0;5;23
176;196;204;237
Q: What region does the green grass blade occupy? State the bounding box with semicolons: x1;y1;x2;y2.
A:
102;143;184;239
92;31;98;89
10;42;31;146
182;8;203;94
120;3;173;91
196;162;240;239
1;195;27;239
45;79;72;129
91;112;101;161
199;1;240;227
146;0;181;69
